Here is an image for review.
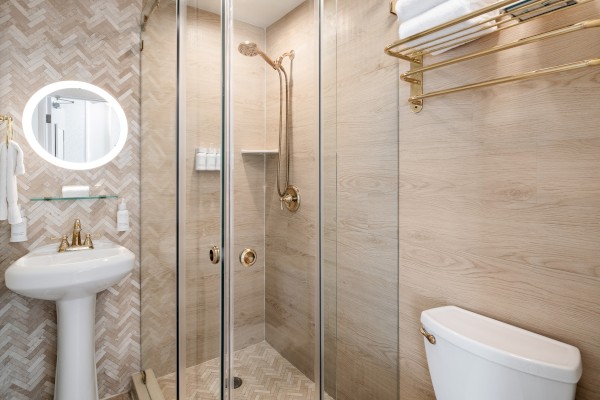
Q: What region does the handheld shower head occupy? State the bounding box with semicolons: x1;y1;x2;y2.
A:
238;41;278;69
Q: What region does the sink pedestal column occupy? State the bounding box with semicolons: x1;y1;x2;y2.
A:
55;295;98;400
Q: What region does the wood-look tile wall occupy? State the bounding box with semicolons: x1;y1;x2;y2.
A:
398;3;600;399
0;1;142;398
322;1;400;399
264;0;319;381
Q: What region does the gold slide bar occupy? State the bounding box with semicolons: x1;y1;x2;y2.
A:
409;58;600;103
402;19;600;81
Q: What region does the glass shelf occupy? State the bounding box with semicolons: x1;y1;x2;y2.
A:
30;195;118;202
241;149;278;155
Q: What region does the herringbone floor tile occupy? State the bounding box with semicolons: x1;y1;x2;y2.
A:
157;341;334;400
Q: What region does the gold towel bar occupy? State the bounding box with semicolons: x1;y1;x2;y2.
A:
410;58;600;103
385;0;589;58
402;19;600;81
385;0;596;112
390;0;516;50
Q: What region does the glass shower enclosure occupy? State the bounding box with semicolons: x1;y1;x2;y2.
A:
141;0;323;399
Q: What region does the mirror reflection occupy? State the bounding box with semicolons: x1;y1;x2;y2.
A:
30;88;122;163
23;80;128;170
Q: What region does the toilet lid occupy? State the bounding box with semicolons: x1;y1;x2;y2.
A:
421;306;583;384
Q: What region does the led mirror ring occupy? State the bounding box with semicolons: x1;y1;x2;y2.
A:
22;81;128;170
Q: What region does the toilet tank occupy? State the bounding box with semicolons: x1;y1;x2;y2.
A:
421;306;582;400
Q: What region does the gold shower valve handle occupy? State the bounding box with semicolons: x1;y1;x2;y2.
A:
280;185;300;213
239;248;257;268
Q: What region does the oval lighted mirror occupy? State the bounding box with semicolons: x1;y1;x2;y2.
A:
22;81;128;170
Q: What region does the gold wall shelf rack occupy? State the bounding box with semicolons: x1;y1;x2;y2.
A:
385;0;600;113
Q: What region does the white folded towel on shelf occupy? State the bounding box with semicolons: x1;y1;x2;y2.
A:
0;140;26;225
399;0;497;55
395;0;448;23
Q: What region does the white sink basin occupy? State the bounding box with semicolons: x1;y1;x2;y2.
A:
5;240;134;400
6;240;134;301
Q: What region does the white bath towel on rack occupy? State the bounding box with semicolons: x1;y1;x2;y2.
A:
0;140;26;224
399;0;497;55
395;0;448;23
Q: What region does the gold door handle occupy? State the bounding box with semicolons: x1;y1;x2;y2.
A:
239;248;257;268
209;245;221;264
420;326;436;345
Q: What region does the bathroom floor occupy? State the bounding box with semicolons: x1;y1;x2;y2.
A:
158;341;333;400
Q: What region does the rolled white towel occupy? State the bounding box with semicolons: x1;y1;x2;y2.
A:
399;0;498;55
395;0;448;23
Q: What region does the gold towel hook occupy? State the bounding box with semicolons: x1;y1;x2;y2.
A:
1;115;14;146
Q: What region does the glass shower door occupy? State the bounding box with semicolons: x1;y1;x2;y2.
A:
226;0;321;399
178;1;225;399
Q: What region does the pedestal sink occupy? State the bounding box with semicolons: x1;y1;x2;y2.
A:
5;240;135;400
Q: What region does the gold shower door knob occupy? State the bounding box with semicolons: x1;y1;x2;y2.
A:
209;245;221;264
239;248;257;268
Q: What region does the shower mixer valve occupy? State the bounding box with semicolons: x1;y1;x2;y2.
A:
280;185;300;213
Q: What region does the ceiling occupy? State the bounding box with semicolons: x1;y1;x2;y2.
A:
191;0;305;28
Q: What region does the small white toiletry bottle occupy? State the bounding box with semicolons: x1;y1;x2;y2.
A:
117;199;130;232
10;207;28;242
207;143;217;170
195;147;207;171
216;149;221;171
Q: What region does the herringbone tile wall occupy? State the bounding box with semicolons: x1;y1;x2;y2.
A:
0;0;142;398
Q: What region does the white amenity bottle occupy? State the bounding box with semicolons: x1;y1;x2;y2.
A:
117;199;130;232
195;146;207;171
207;143;217;170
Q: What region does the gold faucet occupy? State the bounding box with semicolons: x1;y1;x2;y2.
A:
57;219;94;252
72;219;82;247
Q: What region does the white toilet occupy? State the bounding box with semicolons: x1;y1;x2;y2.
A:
421;306;582;400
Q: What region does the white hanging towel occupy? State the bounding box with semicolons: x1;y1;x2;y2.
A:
0;140;26;224
399;0;497;55
0;144;6;221
395;0;449;23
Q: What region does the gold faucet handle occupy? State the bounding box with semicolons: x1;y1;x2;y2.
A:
57;235;69;252
83;233;94;249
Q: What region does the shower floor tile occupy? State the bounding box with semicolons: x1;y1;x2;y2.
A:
157;341;333;400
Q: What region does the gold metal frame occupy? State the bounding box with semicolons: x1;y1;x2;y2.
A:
384;0;600;112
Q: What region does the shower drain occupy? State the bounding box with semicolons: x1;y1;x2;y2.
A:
234;377;243;389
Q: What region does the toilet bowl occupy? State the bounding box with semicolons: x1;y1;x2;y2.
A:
421;306;582;400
